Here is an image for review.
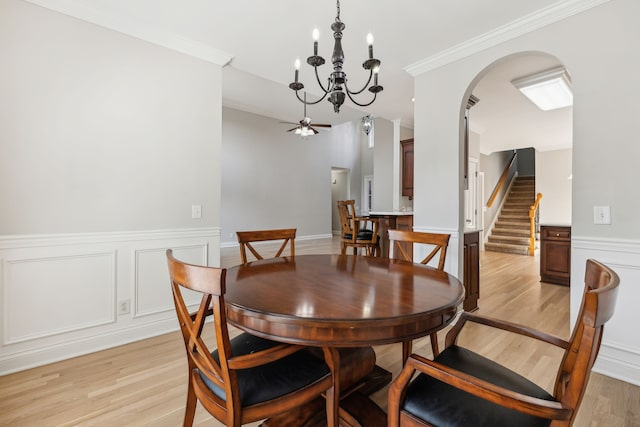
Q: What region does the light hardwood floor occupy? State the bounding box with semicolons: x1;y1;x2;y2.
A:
1;237;638;426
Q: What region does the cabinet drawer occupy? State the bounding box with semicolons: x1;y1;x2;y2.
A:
541;227;571;240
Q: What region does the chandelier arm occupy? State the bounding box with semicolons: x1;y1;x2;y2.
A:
296;90;329;105
313;67;333;94
344;69;374;95
345;90;377;107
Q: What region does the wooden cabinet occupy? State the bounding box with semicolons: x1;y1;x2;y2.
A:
401;139;414;199
540;225;571;286
463;231;480;312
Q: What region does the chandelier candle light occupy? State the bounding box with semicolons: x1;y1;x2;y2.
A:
289;0;383;113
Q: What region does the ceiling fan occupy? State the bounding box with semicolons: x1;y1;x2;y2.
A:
281;93;331;136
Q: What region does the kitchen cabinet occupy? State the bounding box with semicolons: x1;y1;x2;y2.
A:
540;225;571;286
401;139;414;199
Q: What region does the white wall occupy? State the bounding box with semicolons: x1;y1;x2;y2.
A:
0;0;222;373
536;149;572;225
412;0;640;385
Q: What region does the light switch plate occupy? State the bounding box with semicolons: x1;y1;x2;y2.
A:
191;205;202;219
593;206;611;225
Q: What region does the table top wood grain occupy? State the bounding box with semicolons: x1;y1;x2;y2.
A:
225;254;464;347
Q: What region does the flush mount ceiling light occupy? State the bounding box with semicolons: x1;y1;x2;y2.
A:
288;0;383;114
511;66;573;111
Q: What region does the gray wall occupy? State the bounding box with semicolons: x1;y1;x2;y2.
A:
536;149;572;225
516;148;536;176
372;118;395;211
0;0;222;234
221;107;335;244
479;150;516;233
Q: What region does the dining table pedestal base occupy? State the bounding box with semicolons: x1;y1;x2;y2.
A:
260;364;391;427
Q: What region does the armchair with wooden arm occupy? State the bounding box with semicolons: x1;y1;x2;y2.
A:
388;259;620;427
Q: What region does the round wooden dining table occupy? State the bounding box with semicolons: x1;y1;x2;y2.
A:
224;254;465;426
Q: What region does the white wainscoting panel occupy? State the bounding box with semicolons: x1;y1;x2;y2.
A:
0;228;219;374
134;245;207;318
572;237;640;386
3;251;116;344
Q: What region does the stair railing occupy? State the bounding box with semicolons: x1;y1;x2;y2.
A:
486;151;517;208
528;193;543;255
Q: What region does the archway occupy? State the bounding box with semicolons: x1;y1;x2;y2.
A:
461;52;573;259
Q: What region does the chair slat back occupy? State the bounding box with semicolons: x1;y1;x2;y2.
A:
236;228;296;264
554;259;620;423
166;250;236;410
388;230;450;271
337;201;355;237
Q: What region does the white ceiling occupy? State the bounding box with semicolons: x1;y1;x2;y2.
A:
28;0;593;153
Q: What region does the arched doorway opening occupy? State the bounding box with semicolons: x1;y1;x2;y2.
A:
462;52;573;261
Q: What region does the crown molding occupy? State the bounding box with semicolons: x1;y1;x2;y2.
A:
22;0;233;66
405;0;610;77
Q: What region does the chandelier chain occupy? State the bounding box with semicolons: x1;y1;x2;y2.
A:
335;0;341;22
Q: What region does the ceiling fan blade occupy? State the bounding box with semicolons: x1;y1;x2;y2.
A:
286;127;299;132
311;123;332;128
309;126;319;135
280;121;299;125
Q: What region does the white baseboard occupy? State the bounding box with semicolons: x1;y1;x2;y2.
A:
594;341;640;386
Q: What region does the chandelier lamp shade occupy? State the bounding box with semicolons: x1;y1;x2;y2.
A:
289;0;383;113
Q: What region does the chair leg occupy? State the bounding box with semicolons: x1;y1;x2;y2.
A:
430;332;440;358
183;374;197;427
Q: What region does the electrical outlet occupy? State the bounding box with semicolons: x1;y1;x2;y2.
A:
118;299;130;315
593;206;611;225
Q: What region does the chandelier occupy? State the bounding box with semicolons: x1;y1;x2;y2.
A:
288;0;383;113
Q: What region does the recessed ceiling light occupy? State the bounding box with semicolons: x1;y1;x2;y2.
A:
512;66;573;111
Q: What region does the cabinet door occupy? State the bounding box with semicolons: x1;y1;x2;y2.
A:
463;231;479;312
540;226;571;286
401;139;414;199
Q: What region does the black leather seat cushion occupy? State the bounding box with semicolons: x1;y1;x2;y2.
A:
343;229;374;240
402;345;555;427
200;333;330;406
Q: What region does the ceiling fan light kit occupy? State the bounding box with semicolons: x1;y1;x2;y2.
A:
281;92;332;137
288;0;383;114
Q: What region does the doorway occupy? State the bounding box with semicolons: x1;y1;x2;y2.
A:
331;168;350;235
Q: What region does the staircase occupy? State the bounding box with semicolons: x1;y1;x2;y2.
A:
485;176;535;256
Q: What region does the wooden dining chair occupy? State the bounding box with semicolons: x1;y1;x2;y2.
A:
236;228;296;264
388;229;451;362
166;250;377;426
337;200;380;256
387;259;620;427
